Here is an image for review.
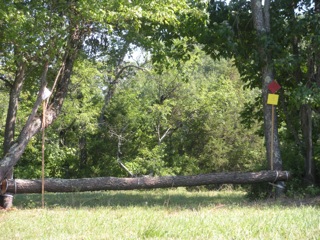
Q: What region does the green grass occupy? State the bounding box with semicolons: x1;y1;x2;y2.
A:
1;188;320;239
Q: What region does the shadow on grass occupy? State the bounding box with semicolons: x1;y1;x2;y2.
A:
13;189;247;209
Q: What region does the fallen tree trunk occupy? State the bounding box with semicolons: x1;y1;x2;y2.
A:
3;171;290;194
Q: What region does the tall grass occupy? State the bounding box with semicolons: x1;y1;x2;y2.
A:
1;188;319;239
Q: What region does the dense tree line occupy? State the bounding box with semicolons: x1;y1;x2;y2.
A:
1;0;320;206
11;53;265;179
202;0;320;187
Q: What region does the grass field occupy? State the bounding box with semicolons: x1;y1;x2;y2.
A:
1;188;319;239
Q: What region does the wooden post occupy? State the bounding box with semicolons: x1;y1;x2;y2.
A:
41;101;46;208
270;105;274;170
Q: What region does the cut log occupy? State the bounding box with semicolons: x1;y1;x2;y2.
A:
3;171;290;194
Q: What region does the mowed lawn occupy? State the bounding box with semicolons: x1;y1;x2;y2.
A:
1;188;319;239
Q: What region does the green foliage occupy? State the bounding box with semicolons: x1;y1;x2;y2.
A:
2;0;272;197
14;59;103;179
132;145;171;176
288;83;320;109
92;53;264;177
202;0;320;190
14;51;265;179
14;138;42;179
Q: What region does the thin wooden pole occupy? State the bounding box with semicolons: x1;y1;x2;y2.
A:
270;105;274;170
41;101;46;208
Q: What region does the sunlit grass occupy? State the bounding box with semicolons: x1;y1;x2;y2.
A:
1;188;320;239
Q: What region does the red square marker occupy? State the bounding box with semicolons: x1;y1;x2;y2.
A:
268;80;281;93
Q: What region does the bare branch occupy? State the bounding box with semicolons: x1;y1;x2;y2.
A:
108;125;134;177
115;64;146;80
159;127;171;144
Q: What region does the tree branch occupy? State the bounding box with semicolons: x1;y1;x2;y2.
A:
159;127;171;144
0;26;85;182
19;61;49;139
0;75;13;89
115;64;146;80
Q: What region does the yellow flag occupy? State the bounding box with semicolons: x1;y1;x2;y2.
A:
267;94;279;105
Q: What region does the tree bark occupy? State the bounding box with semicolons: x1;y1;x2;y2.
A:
3;62;26;154
251;0;282;171
2;171;290;194
301;104;314;183
0;27;84;183
1;61;26;209
251;0;284;196
283;1;317;185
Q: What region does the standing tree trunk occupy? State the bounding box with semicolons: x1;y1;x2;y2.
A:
0;26;84;208
1;61;26;209
301;104;314;183
299;0;320;185
282;1;317;185
251;0;283;193
3;62;26;154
